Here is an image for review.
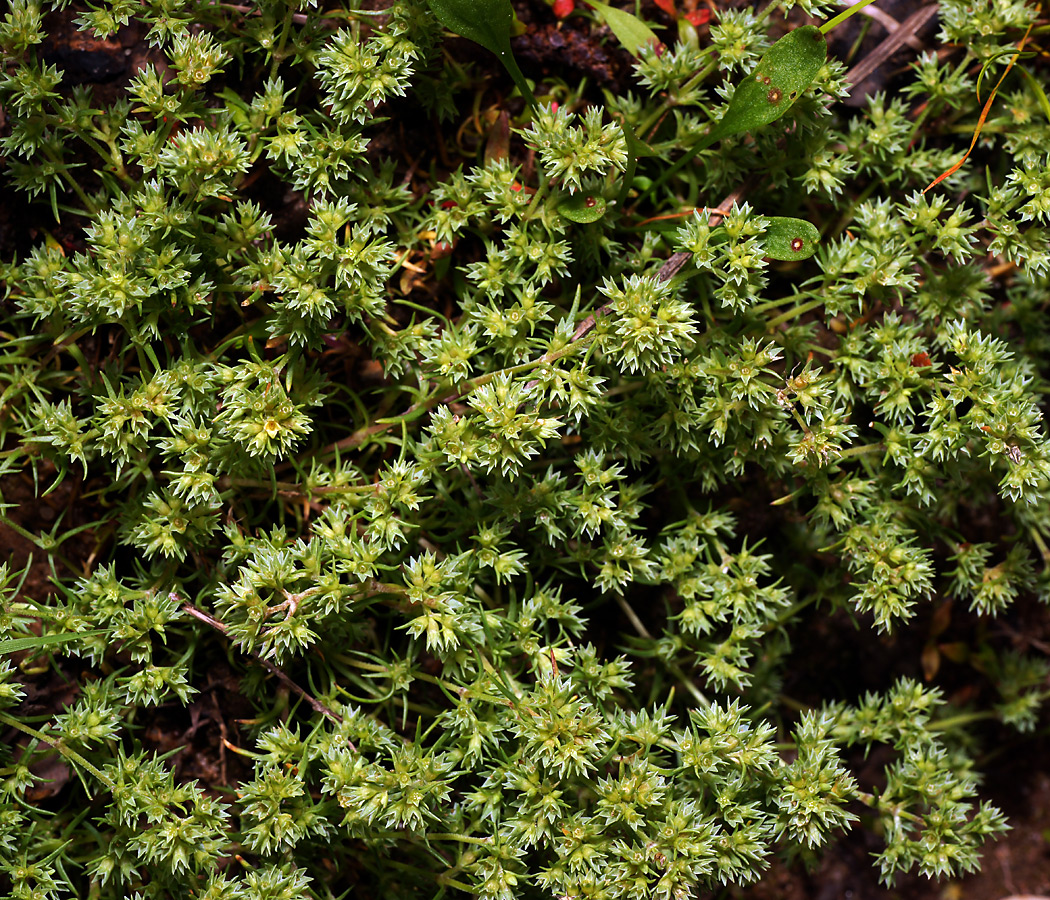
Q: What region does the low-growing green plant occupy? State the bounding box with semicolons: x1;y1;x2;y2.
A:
1;0;1049;897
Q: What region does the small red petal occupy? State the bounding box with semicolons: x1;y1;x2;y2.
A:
441;200;458;209
911;351;932;367
511;182;522;191
553;0;574;17
684;8;711;25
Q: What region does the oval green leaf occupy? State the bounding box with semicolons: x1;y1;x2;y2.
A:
427;0;512;58
762;216;821;261
426;0;537;108
705;26;828;147
558;193;608;223
640;26;828;205
587;0;660;57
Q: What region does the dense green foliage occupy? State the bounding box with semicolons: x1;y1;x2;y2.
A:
1;0;1049;896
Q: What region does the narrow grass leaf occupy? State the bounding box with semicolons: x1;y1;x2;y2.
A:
0;631;102;654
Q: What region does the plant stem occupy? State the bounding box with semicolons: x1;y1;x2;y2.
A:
836;441;883;458
181;599;351;731
0;711;114;792
928;709;997;732
820;0;881;34
426;833;492;845
766;296;826;330
615;595;709;707
306;335;596;464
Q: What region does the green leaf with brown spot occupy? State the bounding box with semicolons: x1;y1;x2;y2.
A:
704;26;828;148
558;193;608;223
640;27;828;204
762;217;821;261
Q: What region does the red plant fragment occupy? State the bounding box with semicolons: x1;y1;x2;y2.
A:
911;351;932;367
553;0;575;18
684;8;710;25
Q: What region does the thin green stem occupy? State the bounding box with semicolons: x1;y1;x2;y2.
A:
426;833;492;845
523;177;551;221
269;1;298;80
436;876;478;893
614;594;651;640
308;335;596;463
820;0;881;34
928;709;998;732
836;441;883;459
42;149;99;216
221;476;374;495
674;58;721;105
332;655;464;695
768;593;820;630
615;595;709;707
752;292;812;315
0;711;113;792
667;662;710;708
1029;526;1050;566
632;54;719;140
500;50;538;112
766;296;826;330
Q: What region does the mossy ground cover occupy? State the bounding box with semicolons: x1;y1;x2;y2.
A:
1;0;1050;897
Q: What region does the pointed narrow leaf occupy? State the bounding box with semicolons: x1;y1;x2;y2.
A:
616;114;651;207
762;217;821;260
588;0;660;57
1017;65;1050;124
0;631;102;654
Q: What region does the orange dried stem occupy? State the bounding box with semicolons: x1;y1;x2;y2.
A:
923;23;1034;194
635;205;731;227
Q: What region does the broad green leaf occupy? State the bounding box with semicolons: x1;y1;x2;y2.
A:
426;0;512;59
558;192;608;223
0;631;101;654
587;0;659;57
702;26;828;148
762;217;821;261
426;0;537;108
639;27;827;205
